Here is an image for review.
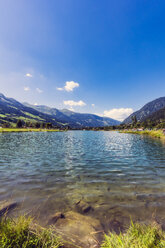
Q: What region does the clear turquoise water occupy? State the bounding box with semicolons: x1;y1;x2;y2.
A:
0;131;165;231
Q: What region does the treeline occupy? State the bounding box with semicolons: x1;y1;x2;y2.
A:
83;116;165;131
117;120;165;130
1;119;59;129
1;116;165;130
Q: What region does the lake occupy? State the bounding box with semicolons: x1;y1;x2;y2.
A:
0;131;165;232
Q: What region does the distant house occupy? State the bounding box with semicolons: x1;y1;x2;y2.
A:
137;128;144;131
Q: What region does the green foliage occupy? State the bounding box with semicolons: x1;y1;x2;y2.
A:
131;115;137;125
2;122;12;128
45;123;53;129
0;216;63;248
22;112;44;121
121;130;165;141
16;119;24;128
91;118;165;131
1;215;165;248
41;122;46;128
34;122;41;128
101;222;165;248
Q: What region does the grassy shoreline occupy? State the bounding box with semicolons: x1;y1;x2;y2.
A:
120;129;165;141
0;128;63;133
0;215;165;248
0;216;63;248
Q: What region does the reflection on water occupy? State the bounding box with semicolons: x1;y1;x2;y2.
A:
0;131;165;230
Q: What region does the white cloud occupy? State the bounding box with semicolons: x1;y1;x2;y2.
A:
36;88;43;93
57;81;79;92
91;104;95;107
34;103;38;106
25;73;32;78
64;81;79;92
63;100;86;107
103;108;133;121
24;86;30;91
56;87;63;91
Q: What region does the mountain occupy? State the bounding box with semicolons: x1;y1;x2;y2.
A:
60;109;120;127
0;93;63;127
0;93;120;128
23;103;120;127
123;97;165;124
144;106;165;122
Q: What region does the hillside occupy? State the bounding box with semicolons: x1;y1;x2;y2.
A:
123;97;165;124
24;103;120;127
0;93;120;128
0;93;62;127
144;106;165;122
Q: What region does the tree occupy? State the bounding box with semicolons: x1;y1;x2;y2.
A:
34;122;41;128
25;121;30;127
2;122;11;128
41;122;46;128
16;119;23;128
45;123;52;129
131;115;137;126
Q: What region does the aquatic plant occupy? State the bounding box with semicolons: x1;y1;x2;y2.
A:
101;221;165;248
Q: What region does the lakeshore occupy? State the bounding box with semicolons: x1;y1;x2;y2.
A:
120;129;165;141
0;210;165;248
0;128;63;133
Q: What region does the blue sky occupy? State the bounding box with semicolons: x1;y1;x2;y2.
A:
0;0;165;121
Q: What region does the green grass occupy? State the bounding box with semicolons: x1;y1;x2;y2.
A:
22;112;45;121
121;130;165;141
1;215;165;248
101;222;165;248
8;105;18;110
0;216;63;248
0;114;7;118
0;128;61;132
14;116;39;122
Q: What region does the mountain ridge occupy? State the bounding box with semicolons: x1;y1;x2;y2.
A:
0;93;120;128
123;97;165;124
144;106;165;122
0;93;62;127
23;102;120;127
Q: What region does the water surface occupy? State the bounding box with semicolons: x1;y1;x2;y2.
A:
0;131;165;231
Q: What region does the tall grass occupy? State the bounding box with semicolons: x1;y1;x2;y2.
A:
101;222;165;248
121;130;165;141
1;215;165;247
0;216;63;248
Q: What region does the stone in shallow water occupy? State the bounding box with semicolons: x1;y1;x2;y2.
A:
50;211;103;248
75;200;94;214
47;212;65;225
0;201;18;218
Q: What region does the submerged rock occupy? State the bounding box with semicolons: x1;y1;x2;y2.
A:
47;212;65;225
75;200;94;214
0;202;18;217
50;211;103;248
